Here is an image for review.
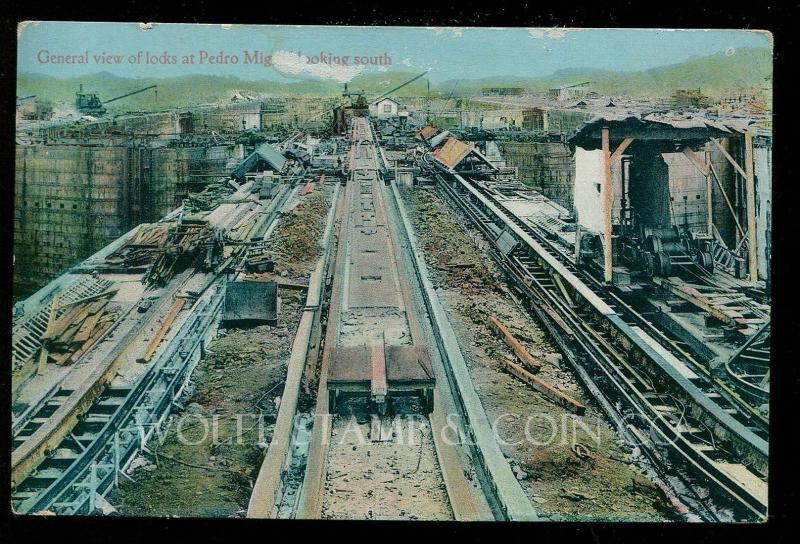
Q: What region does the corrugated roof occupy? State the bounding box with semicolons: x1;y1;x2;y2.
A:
570;116;732;151
254;142;287;171
417;126;437;140
433;137;474;170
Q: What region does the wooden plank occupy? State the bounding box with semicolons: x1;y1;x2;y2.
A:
744;131;758;283
489;315;542;373
711;138;748;178
42;304;85;340
501;357;586;415
656;278;741;326
609;137;634;164
141;297;187;363
73;310;104;344
601;126;613;283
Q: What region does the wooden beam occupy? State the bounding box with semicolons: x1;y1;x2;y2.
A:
601;127;613;283
709;163;746;239
711;138;748;179
553;274;575;307
500;357;586;415
489;316;542;373
38;293;63;375
609;137;634;164
744;131;758;283
141;297;186;363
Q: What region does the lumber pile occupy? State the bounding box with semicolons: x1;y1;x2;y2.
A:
39;290;119;366
183;180;233;213
144;220;212;286
104;224;170;271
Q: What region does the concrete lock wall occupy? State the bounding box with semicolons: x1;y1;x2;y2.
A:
499;141;575;208
573;147;705;235
14;142;238;296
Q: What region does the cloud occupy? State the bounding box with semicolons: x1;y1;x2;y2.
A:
427;27;465;38
527;27;579;40
271;50;364;83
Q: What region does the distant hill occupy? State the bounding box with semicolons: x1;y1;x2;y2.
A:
16;73;345;113
441;47;772;97
17;48;771;114
16;70;434;114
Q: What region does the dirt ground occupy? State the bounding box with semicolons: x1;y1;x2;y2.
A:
267;187;333;279
401;187;680;521
111;187;333;517
321;406;452;520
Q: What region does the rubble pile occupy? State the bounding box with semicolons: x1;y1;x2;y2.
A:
266;188;331;275
183;180;234;214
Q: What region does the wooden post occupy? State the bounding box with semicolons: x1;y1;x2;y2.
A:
744;131;758;283
705;148;713;236
601;127;613;283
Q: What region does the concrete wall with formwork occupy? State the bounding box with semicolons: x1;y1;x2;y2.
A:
754;142;771;279
14;145;132;295
661;152;708;232
572;140;745;244
498;140;575;208
24;102;269;140
573;147;623;234
707;136;771;280
460;110;524;129
190;101;265;133
14;142;239;296
544;109;594;134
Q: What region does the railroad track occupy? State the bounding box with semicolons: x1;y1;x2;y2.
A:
11;278;224;514
10;183;295;515
250;119;538;521
436;172;768;521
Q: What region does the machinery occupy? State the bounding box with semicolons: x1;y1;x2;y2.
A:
75;84;158;116
332;70;429;134
617;223;714;278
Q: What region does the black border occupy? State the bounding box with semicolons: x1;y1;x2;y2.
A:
1;1;796;542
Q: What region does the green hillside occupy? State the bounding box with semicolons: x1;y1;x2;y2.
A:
17;48;771;114
443;47;772;97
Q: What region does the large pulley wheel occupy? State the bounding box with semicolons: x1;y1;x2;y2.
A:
696;251;714;272
655;251;672;277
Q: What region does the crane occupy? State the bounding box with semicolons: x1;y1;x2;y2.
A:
371;70;430;103
560;81;591;89
332;69;431;133
75;84;158;116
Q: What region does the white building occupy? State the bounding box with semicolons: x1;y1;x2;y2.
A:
372;97;400;118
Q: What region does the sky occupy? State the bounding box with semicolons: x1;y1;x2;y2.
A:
17;22;773;83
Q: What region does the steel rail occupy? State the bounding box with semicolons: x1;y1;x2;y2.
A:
246;183;341;518
454;173;767;457
437;175;768;520
11;185;297;515
388;180;538;521
12;281;224;514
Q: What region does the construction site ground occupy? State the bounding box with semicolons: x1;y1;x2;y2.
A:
400;187;680;521
111;187;332;517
